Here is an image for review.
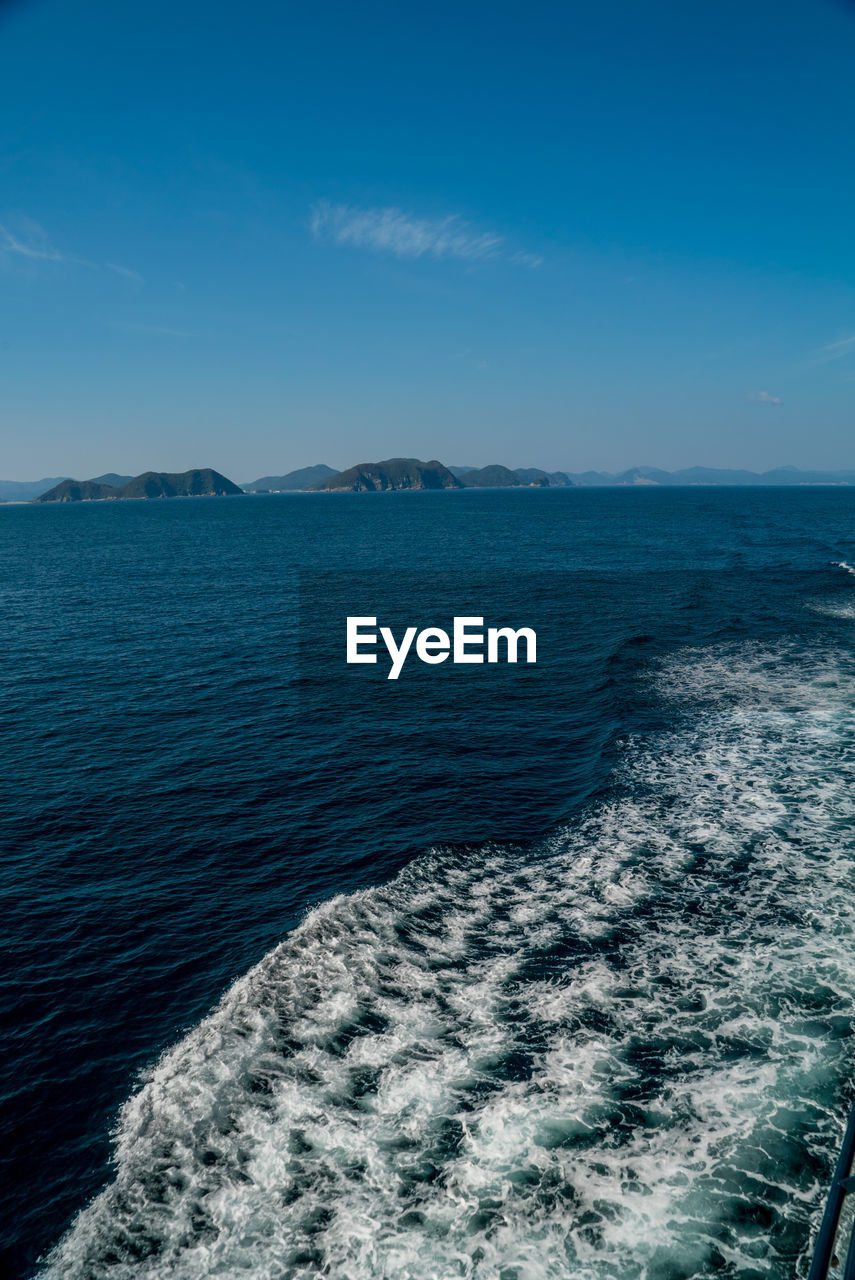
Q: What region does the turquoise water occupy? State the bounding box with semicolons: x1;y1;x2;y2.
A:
3;488;855;1278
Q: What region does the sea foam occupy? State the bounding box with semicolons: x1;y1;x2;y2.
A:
43;643;855;1279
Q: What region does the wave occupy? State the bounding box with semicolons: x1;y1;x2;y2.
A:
43;644;855;1279
811;600;855;620
808;562;855;617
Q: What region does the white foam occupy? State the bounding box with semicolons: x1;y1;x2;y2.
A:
811;597;855;620
43;643;855;1279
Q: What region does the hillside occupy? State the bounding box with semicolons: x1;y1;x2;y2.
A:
462;464;551;487
35;479;119;502
459;464;523;488
451;466;573;487
514;468;574;487
118;470;242;499
243;465;338;492
90;473;134;487
36;469;242;502
312;458;462;491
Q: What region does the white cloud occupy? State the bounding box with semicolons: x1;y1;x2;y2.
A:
749;390;782;405
0;222;79;264
815;334;855;361
509;251;544;269
106;262;145;285
0;219;141;283
310;201;540;268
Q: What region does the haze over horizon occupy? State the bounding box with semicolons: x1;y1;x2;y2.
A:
10;460;855;491
1;0;853;477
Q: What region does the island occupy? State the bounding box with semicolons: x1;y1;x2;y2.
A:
456;464;548;488
242;461;576;492
35;469;243;502
309;458;463;491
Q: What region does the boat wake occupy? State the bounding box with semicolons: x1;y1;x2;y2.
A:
44;644;855;1279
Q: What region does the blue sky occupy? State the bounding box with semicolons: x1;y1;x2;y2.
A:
0;0;853;480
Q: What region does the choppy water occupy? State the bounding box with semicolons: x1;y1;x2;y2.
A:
3;489;855;1278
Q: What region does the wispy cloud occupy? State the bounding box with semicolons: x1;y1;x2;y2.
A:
0;219;142;283
310;201;540;268
749;390;783;405
815;334;855;361
509;251;544;269
106;262;145;286
0;222;83;264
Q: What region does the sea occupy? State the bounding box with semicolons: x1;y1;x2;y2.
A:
3;486;855;1280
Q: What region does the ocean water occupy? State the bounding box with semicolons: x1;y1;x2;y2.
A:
3;488;855;1279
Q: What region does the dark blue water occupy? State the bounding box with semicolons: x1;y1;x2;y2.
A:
3;488;855;1279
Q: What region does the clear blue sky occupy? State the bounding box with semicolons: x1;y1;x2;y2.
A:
1;0;853;480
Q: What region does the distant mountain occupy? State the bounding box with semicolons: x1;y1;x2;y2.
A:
566;466;671;486
119;470;242;499
0;477;69;502
754;467;855;486
514;468;574;487
450;465;573;487
90;473;134;487
459;464;526;488
312;458;462;491
243;465;338;492
25;461;855;505
36;469;243;502
656;466;761;486
566;466;855;486
35;479;115;502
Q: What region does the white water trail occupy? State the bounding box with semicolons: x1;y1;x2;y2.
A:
44;643;855;1280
